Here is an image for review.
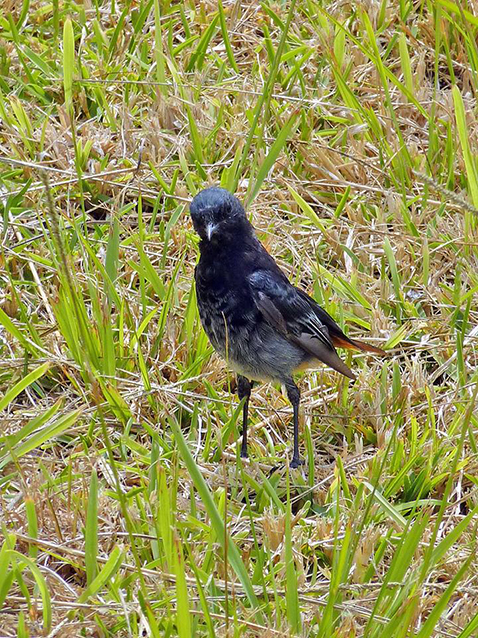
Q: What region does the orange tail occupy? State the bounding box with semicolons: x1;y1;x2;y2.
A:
332;335;386;356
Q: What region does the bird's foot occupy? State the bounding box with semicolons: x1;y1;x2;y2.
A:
240;447;248;459
290;455;304;469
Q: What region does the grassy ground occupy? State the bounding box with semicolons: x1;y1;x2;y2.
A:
1;0;478;635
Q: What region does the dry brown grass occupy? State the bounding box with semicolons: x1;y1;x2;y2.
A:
1;0;478;635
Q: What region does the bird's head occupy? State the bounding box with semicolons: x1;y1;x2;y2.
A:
190;187;248;243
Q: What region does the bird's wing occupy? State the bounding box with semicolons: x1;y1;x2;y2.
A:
248;270;355;379
295;288;386;355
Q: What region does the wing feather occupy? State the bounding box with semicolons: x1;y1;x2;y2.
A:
248;270;355;379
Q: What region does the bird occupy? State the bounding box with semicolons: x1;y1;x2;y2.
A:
190;186;384;468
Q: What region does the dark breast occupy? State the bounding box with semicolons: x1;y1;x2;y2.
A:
194;236;311;382
194;249;259;355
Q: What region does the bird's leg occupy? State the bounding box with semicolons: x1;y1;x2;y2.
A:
285;379;303;468
237;375;253;458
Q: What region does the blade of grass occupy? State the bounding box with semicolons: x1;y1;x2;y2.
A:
9;550;52;632
153;0;167;94
85;469;98;586
233;0;298;193
62;18;74;116
24;498;38;559
415;555;473;638
0;409;82;470
0;307;32;352
452;85;478;208
173;534;192;638
77;545;124;603
285;468;301;633
169;417;263;620
456;612;478;638
0;362;50;412
218;0;239;73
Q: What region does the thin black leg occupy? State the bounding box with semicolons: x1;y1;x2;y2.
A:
285;379;303;468
237;375;253;458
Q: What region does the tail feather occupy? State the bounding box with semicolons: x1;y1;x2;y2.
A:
291;333;356;380
332;335;386;356
319;347;356;380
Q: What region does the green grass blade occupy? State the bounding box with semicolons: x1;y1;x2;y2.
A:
153;0;167;93
0;362;50;412
9;551;52;632
85;469;99;586
62;17;74;115
0;307;32;352
233;0;298;192
452;85;478;208
0;409;83;469
169;417;263;620
436;0;478;26
173;535;192;638
383;237;403;302
285;470;301;633
105;215;120;285
430;503;478;567
456;612;478;638
24;498;38;559
247;112;299;205
218;0;239;73
415;556;473;638
186;15;219;72
77;545;124;603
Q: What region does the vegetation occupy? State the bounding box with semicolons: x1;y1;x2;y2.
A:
1;0;478;635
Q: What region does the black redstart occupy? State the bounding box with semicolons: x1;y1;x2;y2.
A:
190;187;384;467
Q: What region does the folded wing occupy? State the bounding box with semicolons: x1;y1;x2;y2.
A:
294;288;386;355
248;270;356;379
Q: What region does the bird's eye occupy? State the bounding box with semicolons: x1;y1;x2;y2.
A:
217;203;231;220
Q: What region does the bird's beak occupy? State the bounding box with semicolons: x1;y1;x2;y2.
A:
206;223;216;240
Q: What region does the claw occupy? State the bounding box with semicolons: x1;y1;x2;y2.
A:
290;456;304;469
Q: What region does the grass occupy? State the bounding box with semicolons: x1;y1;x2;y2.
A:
1;0;478;635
